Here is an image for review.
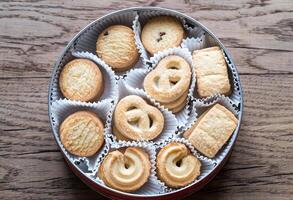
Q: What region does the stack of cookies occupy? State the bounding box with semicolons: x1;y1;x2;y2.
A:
140;16;191;113
51;12;240;195
143;55;191;113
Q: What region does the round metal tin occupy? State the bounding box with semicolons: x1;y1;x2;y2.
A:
48;7;243;200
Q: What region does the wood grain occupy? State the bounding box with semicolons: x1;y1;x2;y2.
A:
1;0;293;200
1;0;293;77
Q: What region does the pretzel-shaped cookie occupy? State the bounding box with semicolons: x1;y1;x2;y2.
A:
98;147;151;192
157;142;201;188
143;55;191;103
114;95;164;141
161;89;188;113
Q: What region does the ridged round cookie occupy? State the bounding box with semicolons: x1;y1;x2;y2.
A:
157;142;201;188
59;59;104;102
96;25;139;71
98;147;151;192
60;111;104;157
141;16;185;55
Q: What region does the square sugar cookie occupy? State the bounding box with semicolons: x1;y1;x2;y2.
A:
192;46;231;98
184;103;237;158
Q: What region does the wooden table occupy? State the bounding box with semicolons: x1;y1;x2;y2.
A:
1;0;293;199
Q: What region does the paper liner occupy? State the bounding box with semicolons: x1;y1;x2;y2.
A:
50;51;118;104
109;80;178;143
179;94;240;163
182;18;206;38
181;36;242;107
71;11;147;77
50;99;113;172
132;15;149;65
94;141;166;195
181;34;207;52
136;10;186;33
125;47;196;127
132;11;178;62
175;100;198;135
73;11;137;53
50;48;74;103
114;57;148;78
223;53;242;107
133;10;202;62
154;138;215;193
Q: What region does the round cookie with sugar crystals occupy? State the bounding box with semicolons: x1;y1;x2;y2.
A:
141;16;185;55
96;25;139;71
59;59;104;102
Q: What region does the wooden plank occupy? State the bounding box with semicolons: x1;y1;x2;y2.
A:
0;152;102;200
1;44;292;78
1;74;292;199
1;0;293;77
1;0;293;199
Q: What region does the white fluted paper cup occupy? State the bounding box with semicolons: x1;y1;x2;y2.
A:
50;51;118;104
182;36;242;106
95;140;165;195
50;99;113;172
180;94;240;163
109;80;179;144
154;138;214;193
123;47;196;127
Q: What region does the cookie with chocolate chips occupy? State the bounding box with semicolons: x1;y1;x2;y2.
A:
96;25;139;71
141;16;185;55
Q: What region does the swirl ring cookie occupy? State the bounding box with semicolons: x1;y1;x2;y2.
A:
98;147;151;192
60;111;104;157
59;59;104;102
141;16;185;55
96;25;139;71
143;55;191;103
114;95;164;141
157;142;201;188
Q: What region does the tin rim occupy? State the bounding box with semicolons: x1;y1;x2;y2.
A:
48;7;243;198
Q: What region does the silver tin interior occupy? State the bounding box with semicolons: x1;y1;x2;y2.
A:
48;7;243;199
